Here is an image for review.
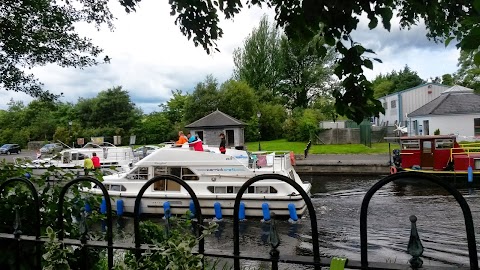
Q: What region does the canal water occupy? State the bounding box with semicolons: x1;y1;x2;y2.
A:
117;175;480;269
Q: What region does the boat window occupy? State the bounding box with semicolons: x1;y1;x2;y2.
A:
256;186;269;194
215;186;226;193
168;167;181;177
422;141;432;153
401;140;420;150
435;139;454;149
127;167;149;180
153;167;168;176
475;159;480;170
207;186;277;194
289;170;295;180
110;185;127;192
154;179;166;191
182;168;199;181
153;178;181;191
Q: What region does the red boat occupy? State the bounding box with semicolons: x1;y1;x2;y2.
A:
391;135;480;182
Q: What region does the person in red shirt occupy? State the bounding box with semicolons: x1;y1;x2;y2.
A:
91;152;101;171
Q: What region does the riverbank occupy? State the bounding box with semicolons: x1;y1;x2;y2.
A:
1;150;392;175
294;154;391;175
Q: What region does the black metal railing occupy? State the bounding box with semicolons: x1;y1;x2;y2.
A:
0;172;478;269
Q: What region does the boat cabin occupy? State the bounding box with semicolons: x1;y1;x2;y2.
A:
397;135;480;171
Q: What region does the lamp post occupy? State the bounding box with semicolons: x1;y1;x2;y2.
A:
257;111;261;151
68;121;72;147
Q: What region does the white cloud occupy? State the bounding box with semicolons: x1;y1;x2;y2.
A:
0;1;460;112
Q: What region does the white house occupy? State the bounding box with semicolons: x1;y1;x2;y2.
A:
376;83;449;127
407;85;480;138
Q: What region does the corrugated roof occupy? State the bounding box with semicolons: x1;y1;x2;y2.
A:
378;82;449;99
185;110;246;128
408;85;480;117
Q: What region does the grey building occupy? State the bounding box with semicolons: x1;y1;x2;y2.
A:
376;82;450;127
185;110;246;148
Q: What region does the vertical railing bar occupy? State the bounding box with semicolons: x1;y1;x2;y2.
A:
133;175;204;261
360;171;478;270
57;176;113;269
0;177;41;269
233;174;320;270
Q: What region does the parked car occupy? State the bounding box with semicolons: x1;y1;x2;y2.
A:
0;144;21;155
40;143;63;154
133;145;161;158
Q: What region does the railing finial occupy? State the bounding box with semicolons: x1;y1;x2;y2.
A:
407;215;424;268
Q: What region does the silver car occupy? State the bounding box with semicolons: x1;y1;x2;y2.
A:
40;143;63;154
133;145;161;158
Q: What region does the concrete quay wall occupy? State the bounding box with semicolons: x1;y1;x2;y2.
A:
293;154;391;175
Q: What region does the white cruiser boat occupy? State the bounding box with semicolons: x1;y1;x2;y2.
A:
18;142;134;177
87;144;311;217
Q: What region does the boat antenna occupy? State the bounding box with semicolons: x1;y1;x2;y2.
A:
56;140;71;149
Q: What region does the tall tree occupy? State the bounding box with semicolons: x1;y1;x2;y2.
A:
217;80;257;121
183;75;220;124
233;16;282;102
93;86;142;131
455;50;480;92
277;36;337;109
74;86;141;132
390;66;424;93
159;89;190;124
372;66;424;97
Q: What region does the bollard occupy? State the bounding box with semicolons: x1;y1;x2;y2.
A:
262;202;270;222
214;202;222;220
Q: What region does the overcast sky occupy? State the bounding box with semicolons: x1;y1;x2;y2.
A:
1;0;460;113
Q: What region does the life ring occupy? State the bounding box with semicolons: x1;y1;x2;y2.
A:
390;166;397;174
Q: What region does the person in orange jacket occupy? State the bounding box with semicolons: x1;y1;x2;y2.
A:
176;131;188;145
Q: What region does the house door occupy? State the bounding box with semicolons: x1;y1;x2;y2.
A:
226;130;234;146
423;120;430;135
421;140;434;169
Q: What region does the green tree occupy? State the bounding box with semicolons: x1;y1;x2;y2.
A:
455;50;480;92
133;112;173;144
183;75;220;124
159;90;190;124
75;86;142;133
217;80;257;121
390;66;424;93
441;74;455;86
233;16;282;102
1;0;114;99
277;36;337;109
372;75;395;98
372;66;424;97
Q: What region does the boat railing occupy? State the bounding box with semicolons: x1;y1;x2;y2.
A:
249;151;291;172
450;146;480;161
459;142;480;148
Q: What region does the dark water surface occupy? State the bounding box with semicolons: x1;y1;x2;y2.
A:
118;175;480;269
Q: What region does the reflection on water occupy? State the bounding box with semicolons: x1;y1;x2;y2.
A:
119;175;480;269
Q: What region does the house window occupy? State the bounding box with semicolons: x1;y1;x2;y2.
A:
391;100;397;109
475;118;480;137
383;102;388;109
